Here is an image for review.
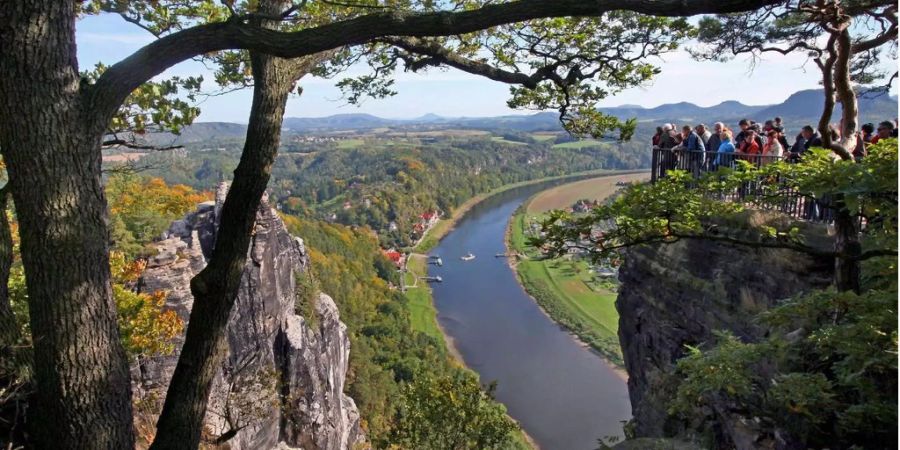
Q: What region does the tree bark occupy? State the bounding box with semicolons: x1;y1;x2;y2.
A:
815;20;863;293
148;7;325;447
0;2;134;448
0;188;17;352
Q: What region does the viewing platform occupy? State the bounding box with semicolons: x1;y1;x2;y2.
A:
650;147;829;223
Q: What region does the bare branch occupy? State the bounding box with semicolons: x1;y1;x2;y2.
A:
101;139;184;151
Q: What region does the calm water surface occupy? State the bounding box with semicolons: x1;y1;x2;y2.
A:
428;181;631;450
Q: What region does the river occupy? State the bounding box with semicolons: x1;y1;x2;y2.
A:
427;178;632;450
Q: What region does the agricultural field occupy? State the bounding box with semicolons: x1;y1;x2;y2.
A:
404;254;444;341
551;139;606;149
527;171;649;213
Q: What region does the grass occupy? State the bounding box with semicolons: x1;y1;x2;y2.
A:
404;254;443;341
551;139;606;149
401;253;536;450
530;132;559;142
491;136;529;146
335;138;365;149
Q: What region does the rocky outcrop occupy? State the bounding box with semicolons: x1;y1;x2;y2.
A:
134;183;364;450
616;213;833;447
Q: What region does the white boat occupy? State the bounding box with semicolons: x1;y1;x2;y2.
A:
460;253;476;261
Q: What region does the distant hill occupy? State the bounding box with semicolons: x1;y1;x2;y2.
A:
599;89;896;132
141;121;248;145
143;88;896;142
281;111;562;132
752;89;897;127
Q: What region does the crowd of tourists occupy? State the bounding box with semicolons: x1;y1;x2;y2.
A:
652;117;898;170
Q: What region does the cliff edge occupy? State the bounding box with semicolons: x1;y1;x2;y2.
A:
616;213;834;447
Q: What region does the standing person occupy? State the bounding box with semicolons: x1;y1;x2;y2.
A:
790;130;807;159
871;121;895;144
682;125;706;152
763;129;784;159
788;125;821;162
773;116;784;130
735;118;752;144
738;127;762;161
652;126;663;147
658;123;679;175
803;126;824;150
773;125;790;150
861;123;875;143
659;124;678;149
682;124;706;176
696;124;712;144
705;122;724;170
714;129;736;168
751;124;766;149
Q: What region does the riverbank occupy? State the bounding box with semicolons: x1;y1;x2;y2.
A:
411;169;646;253
401;171;643;449
506;172;649;369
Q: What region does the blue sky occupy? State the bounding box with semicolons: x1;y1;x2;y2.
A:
77;13;896;123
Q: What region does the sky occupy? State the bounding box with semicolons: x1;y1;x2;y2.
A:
77;13;896;123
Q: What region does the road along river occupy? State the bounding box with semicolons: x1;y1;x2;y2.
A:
426;175;633;450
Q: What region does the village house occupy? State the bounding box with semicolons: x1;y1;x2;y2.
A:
382;249;406;268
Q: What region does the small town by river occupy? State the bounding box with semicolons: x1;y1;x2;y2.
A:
426;178;631;450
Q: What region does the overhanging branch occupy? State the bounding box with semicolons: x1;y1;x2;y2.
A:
86;0;782;134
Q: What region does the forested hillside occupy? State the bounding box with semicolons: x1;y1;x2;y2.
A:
283;217;523;448
133;133;649;247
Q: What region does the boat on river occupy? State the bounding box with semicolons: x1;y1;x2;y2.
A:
460;252;476;261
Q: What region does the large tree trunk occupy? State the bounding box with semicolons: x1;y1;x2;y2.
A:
149;7;323;447
0;188;17;353
0;2;134;448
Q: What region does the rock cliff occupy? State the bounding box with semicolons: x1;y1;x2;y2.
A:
616;213;834;447
133;183;364;450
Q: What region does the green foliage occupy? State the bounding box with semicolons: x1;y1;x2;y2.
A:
138;135;650;248
294;270;320;329
536;140;898;265
110;252;184;359
671;287;898;448
106;173;212;257
532;137;896;446
282;217;440;443
82;63;202;136
691;1;896;89
393;370;518;450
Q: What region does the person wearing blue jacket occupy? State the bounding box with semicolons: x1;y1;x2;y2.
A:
714;130;736;168
682;125;706;152
680;125;706;175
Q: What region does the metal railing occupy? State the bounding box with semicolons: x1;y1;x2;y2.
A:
650;147;832;222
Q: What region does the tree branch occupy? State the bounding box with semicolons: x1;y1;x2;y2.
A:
85;0;781;134
101;139;184;151
383;37;554;89
852;5;898;52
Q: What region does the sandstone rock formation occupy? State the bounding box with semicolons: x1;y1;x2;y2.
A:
616;214;834;448
134;183;364;450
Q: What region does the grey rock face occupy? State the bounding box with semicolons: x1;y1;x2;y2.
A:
616;215;833;447
134;184;364;450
